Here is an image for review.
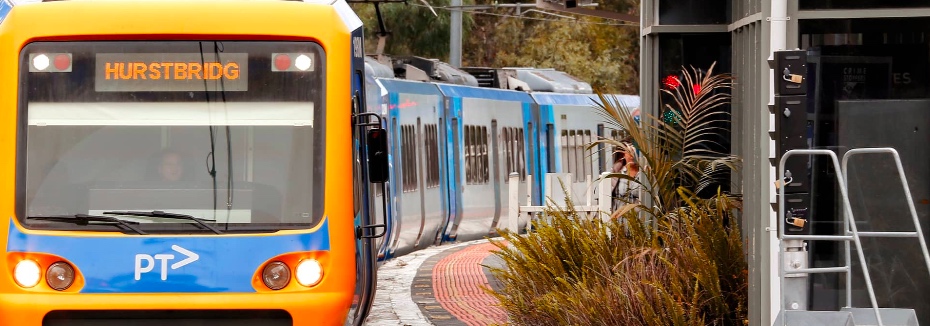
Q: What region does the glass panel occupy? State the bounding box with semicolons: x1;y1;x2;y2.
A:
801;0;930;10
800;17;930;322
659;0;730;25
503;128;512;183
658;33;732;197
21;41;324;232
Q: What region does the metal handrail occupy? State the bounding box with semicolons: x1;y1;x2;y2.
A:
778;149;883;326
841;148;930;310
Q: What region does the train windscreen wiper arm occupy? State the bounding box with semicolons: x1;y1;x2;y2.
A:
27;214;147;235
103;210;222;234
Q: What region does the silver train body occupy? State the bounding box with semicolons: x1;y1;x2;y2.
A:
363;57;640;259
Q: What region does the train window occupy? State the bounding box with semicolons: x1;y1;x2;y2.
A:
480;126;489;183
424;124;440;188
401;125;418;193
558;129;597;182
596;124;605;174
401;125;407;192
561;130;569;179
463;125;489;185
465;125;473;184
465;125;472;184
411;125;416;191
512;128;526;180
501;127;527;183
398;123;404;191
583;130;592;183
502;128;511;183
574;130;583;182
570;130;580;182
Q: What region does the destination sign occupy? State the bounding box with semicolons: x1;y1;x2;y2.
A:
95;53;248;92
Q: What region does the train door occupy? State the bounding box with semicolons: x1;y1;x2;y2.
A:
525;101;543;207
433;116;450;245
393;122;423;256
387;116;402;255
446;116;463;241
349;42;379;324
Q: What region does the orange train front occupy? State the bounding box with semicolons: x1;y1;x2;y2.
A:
0;0;379;325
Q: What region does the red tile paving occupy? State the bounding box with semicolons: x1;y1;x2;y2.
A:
431;242;508;326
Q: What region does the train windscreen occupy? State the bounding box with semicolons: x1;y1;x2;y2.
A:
18;41;325;233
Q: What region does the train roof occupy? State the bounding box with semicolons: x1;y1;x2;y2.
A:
532;92;640;110
435;83;534;103
364;54;625;97
375;78;443;96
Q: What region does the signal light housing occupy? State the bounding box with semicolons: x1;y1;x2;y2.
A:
271;53;314;72
28;53;72;73
261;261;291;290
46;261;75;291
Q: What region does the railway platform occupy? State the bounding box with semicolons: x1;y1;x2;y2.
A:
366;238;508;326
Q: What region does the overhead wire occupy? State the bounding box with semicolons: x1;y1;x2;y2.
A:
406;2;639;27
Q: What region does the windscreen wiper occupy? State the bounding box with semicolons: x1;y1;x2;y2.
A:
27;214;147;235
103;210;222;234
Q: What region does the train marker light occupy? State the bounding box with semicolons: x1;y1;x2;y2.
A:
14;260;41;288
295;54;312;71
46;262;75;291
32;54;50;71
53;54;71;71
271;53;314;72
274;54;291;71
29;53;72;73
295;259;323;287
262;261;290;290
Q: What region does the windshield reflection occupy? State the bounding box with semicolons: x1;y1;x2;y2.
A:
26;123;320;230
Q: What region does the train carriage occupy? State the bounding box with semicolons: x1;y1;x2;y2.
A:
370;79;448;259
362;57;641;256
437;84;534;242
532;92;642;204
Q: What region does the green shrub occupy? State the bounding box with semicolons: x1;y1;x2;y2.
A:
487;64;748;325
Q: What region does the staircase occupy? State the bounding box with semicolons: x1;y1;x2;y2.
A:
775;148;930;326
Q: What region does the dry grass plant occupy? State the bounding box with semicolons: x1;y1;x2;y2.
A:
486;64;748;325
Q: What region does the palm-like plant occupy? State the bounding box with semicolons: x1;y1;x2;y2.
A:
594;62;740;220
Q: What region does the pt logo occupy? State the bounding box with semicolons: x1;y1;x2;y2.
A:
134;245;199;281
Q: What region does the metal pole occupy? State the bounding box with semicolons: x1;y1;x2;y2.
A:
449;0;462;67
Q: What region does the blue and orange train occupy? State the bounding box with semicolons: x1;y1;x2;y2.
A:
0;0;639;325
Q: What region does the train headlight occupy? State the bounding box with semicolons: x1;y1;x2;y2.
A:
46;262;75;291
262;261;290;290
14;260;41;288
295;259;323;287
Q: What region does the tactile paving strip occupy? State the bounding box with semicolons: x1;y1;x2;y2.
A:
430;242;508;326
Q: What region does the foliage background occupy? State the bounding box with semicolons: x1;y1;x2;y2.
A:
350;0;640;94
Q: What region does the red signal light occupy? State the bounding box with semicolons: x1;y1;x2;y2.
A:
53;54;71;71
662;75;681;90
274;54;291;71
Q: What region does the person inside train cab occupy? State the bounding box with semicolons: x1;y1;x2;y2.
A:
158;150;185;182
611;142;640;211
148;148;192;185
